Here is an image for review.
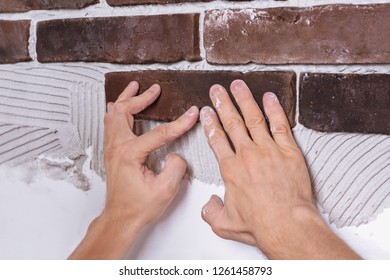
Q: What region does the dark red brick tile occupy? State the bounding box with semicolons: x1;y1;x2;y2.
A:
204;4;390;64
36;14;200;64
0;0;98;13
299;73;390;135
105;71;296;126
0;20;31;64
107;0;211;5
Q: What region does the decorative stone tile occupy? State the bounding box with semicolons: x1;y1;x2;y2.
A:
37;14;200;64
204;4;390;64
105;70;296;126
299;73;390;135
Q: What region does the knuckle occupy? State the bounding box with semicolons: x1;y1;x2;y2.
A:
115;101;129;114
270;123;290;135
245;114;265;130
103;113;111;125
155;123;170;140
211;222;228;239
224;117;243;132
211;223;223;237
207;129;222;147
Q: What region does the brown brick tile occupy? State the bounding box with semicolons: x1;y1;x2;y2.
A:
36;14;200;64
204;4;390;64
0;0;98;13
105;71;296;126
0;20;31;64
299;73;390;135
107;0;211;5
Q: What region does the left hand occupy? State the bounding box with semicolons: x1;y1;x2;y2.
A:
103;81;199;230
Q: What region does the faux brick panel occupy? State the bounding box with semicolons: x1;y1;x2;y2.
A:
0;20;31;64
0;0;98;13
107;0;211;5
299;73;390;135
105;71;296;126
36;14;200;64
204;4;390;64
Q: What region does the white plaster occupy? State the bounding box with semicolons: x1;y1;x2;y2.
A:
0;65;105;184
0;155;390;259
208;128;216;138
215;97;222;110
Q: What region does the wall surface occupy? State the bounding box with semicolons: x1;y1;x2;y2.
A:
0;0;389;259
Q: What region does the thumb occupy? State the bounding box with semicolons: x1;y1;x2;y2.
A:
202;195;224;227
157;153;187;196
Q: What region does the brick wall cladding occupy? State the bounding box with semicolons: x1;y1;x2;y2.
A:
0;20;30;63
0;1;387;134
0;0;98;13
105;71;296;125
36;14;200;64
107;0;212;5
204;4;390;64
300;74;390;134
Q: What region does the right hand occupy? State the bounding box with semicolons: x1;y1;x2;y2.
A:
200;80;360;259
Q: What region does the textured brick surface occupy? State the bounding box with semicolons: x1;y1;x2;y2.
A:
204;4;390;64
106;0;250;5
107;0;211;5
0;20;30;63
0;0;98;13
300;73;390;135
37;14;200;64
105;71;296;126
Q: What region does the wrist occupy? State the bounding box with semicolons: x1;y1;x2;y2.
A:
68;213;143;260
253;204;359;259
93;211;144;238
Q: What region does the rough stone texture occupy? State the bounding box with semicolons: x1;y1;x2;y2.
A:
299;73;390;135
204;4;390;64
105;71;296;126
36;14;200;64
106;0;249;5
0;0;98;13
0;20;31;64
107;0;211;5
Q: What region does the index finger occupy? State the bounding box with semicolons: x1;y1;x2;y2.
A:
133;106;199;160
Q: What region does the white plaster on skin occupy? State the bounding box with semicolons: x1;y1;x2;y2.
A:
215;97;222;110
208;128;216;139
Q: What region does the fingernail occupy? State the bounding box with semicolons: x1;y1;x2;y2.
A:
231;79;245;91
127;81;137;88
264;92;279;103
185;106;198;117
210;84;223;99
200;106;215;126
150;84;160;92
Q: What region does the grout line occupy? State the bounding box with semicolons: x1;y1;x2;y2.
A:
1;0;390;20
198;10;206;60
295;71;301;127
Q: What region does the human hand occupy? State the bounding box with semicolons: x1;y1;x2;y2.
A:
103;81;199;230
69;81;198;259
200;80;360;259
